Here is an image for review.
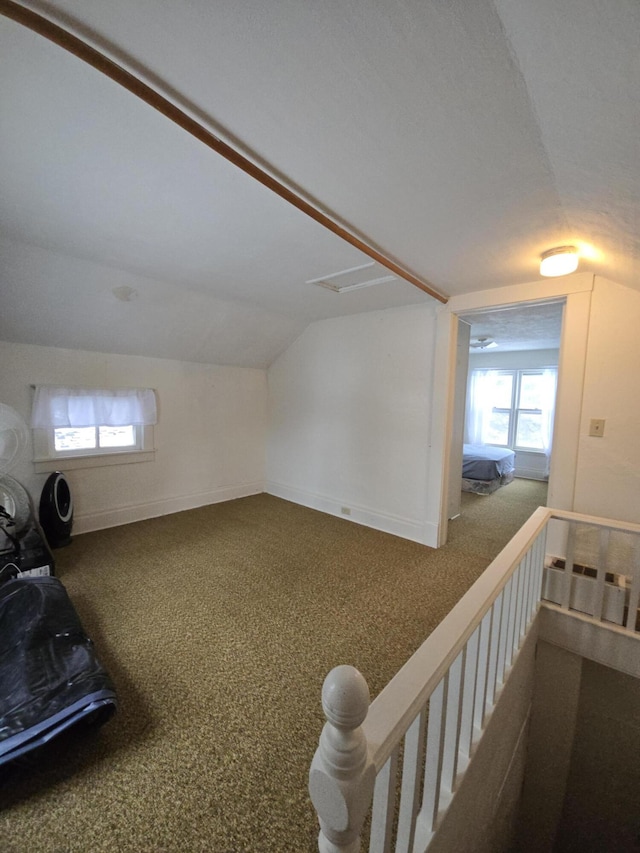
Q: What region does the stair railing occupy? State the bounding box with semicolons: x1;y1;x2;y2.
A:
309;506;550;852
309;506;640;851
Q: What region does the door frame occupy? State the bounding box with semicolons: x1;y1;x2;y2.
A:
425;273;594;548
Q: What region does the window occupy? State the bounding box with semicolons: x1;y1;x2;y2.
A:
31;385;157;471
467;368;557;453
53;424;140;456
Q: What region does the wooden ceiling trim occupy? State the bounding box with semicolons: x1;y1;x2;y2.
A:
0;0;448;304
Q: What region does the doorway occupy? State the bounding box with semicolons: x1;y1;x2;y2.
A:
447;299;564;525
428;282;592;550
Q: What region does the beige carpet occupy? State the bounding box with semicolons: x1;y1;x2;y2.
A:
0;479;546;853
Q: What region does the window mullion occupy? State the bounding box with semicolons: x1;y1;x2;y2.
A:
508;370;518;449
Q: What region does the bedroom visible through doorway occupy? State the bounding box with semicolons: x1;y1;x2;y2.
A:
449;300;564;521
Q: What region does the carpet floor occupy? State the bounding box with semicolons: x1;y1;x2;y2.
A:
0;479;546;853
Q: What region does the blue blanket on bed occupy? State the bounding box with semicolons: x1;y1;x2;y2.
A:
462;444;515;480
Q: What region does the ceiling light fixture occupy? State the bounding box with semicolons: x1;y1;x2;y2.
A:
540;246;579;277
470;337;498;350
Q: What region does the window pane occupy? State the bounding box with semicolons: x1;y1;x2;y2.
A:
98;425;135;448
54;427;96;451
516;413;543;449
490;373;513;409
485;411;510;445
519;373;544;410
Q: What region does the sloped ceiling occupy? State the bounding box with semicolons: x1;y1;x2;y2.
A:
1;0;638;367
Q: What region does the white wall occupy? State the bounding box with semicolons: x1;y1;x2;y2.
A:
266;305;438;544
0;341;267;533
515;641;582;852
517;637;640;851
553;659;640;851
6;271;633;544
573;277;640;524
467;348;559;480
266;272;640;548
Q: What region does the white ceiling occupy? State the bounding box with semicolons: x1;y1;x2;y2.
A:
1;1;639;366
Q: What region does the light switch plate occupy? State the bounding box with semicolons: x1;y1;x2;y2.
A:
589;418;605;437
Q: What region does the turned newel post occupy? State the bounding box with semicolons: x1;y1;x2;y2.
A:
309;665;376;853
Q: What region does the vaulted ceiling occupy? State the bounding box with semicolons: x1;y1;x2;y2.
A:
1;1;638;366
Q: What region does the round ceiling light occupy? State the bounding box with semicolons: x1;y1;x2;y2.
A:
540;246;579;277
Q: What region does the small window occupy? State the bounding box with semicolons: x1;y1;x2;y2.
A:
52;424;140;456
31;385;156;472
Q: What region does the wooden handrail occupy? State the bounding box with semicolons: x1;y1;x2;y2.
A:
0;0;448;304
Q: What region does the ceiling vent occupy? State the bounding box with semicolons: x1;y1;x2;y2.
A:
306;262;397;293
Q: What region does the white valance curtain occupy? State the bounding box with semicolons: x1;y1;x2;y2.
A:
31;386;157;429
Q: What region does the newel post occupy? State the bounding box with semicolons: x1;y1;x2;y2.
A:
309;665;376;853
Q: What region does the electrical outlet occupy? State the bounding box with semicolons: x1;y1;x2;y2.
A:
341;506;351;516
589;418;605;437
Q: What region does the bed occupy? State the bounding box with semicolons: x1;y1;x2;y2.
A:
462;444;515;495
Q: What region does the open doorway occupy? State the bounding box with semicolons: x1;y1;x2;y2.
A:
447;300;564;523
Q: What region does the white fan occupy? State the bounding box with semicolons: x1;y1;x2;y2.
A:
0;403;30;474
470;337;498;349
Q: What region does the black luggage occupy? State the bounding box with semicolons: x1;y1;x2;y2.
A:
0;576;116;767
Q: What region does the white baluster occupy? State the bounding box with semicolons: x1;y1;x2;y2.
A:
625;537;640;632
593;528;611;620
309;665;376;853
561;523;576;610
485;593;503;708
370;747;399;853
458;626;480;761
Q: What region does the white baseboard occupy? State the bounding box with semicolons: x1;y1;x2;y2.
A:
265;480;438;547
74;481;264;534
515;467;548;481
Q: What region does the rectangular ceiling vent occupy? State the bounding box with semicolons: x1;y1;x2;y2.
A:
306;262;397;293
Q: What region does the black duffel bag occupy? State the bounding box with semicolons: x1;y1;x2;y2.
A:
0;576;116;767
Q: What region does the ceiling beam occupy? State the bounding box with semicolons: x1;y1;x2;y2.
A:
0;0;448;304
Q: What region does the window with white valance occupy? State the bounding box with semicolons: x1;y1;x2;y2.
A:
31;385;157;471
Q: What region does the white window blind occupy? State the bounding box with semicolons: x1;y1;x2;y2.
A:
31;386;157;429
